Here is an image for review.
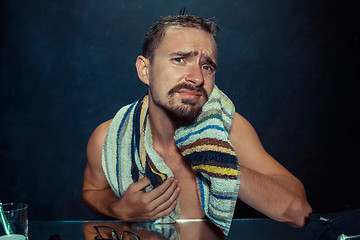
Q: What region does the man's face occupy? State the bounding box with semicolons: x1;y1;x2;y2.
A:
147;26;218;126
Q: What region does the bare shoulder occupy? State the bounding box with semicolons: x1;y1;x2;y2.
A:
86;119;113;174
83;119;113;191
229;112;292;176
87;119;113;153
229;112;261;146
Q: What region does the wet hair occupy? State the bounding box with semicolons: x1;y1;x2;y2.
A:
142;15;220;61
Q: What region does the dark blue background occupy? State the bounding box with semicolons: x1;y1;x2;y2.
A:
1;0;359;220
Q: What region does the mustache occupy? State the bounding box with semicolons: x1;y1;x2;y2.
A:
168;83;208;99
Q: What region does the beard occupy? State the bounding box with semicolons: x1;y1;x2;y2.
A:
151;82;209;127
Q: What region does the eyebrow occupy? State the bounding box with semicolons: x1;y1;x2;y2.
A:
169;51;217;70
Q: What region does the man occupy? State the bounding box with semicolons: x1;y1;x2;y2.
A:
82;14;312;234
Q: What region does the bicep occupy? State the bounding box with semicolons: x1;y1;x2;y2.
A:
83;120;112;191
229;112;293;177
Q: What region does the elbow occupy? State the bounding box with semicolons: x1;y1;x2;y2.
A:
81;190;94;210
281;197;312;228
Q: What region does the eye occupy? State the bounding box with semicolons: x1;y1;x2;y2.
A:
202;65;214;72
173;57;185;63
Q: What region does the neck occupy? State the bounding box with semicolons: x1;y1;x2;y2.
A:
147;98;178;151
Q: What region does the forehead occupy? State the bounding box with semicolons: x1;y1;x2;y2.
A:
154;26;218;60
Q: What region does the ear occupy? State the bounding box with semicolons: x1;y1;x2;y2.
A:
135;56;151;86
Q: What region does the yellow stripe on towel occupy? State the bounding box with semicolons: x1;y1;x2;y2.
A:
149;164;167;182
140;96;148;170
182;145;237;156
192;164;239;176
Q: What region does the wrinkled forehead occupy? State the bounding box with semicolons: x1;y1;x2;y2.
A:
156;26;218;61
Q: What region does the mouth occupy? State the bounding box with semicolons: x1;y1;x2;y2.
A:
169;83;208;102
177;89;203;100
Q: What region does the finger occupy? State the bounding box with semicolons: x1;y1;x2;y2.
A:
145;177;176;202
152;200;178;220
155;179;180;204
151;184;180;213
146;180;180;214
130;176;151;192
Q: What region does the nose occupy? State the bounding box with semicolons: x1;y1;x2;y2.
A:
185;64;204;86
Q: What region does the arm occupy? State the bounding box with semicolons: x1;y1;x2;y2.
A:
82;120;180;221
229;113;312;227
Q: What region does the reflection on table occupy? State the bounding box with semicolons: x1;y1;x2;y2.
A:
29;218;304;240
83;219;224;240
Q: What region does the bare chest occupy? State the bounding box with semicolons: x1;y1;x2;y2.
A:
158;151;205;219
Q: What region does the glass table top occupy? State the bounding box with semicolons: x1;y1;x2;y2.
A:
29;218;305;240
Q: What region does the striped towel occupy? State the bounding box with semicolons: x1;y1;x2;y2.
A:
102;85;241;235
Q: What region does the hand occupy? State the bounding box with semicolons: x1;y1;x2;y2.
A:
111;177;180;221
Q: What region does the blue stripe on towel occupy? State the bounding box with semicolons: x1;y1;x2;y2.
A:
211;193;235;200
175;125;225;145
116;101;137;197
197;175;206;213
185;151;239;166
